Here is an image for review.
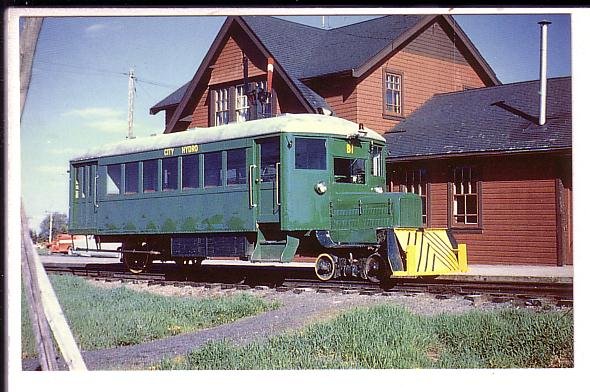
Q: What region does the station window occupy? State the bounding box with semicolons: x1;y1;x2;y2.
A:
383;71;402;116
235;85;250;123
399;168;428;226
125;162;139;194
162;157;178;191
334;158;366;184
211;81;272;126
371;146;383;177
295;138;326;170
227;148;247;185
214;88;230;126
74;165;86;198
106;164;122;195
182;155;199;189
451;166;480;225
204;151;222;187
143;159;158;193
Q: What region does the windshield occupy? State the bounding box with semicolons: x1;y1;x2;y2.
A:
334;157;366;184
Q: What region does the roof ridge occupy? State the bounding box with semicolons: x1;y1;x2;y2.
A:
246;15;328;33
327;15;389;31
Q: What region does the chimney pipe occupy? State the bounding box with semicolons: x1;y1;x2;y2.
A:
538;20;551;126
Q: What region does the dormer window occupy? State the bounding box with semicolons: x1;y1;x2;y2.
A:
210;81;272;126
383;70;403;117
214;88;230;126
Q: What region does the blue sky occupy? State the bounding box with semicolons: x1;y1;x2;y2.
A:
19;11;572;231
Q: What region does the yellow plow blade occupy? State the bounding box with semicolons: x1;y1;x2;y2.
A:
391;228;467;277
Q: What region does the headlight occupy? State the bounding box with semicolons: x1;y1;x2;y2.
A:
373;186;384;193
315;181;328;194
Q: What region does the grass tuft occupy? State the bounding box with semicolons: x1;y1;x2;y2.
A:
22;275;277;359
156;304;573;370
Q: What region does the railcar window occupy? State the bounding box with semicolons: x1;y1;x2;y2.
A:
182;155;199;189
260;138;279;182
162;157;178;191
106;164;122;195
334;158;366;184
75;166;86;198
371;147;383;177
227;148;247;185
125;162;139;194
143;159;158;193
295;138;326;170
204;151;222;187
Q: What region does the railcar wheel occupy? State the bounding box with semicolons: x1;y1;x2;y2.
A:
124;252;152;274
364;253;385;283
315;253;337;281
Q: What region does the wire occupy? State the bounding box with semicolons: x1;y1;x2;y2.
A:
135;78;177;89
34;59;127;77
33;60;178;89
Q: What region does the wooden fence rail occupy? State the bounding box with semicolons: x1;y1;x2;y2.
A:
21;205;87;371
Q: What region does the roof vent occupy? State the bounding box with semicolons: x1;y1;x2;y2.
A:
538;20;551;126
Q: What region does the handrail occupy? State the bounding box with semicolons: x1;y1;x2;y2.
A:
93;174;99;208
249;164;257;208
275;162;281;206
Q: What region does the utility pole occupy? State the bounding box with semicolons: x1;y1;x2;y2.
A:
127;67;136;139
48;211;53;244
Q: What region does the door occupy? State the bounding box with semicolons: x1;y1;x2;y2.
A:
88;162;98;229
254;137;281;223
71;161;98;231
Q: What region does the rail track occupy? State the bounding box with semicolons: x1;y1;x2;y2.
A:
42;262;573;306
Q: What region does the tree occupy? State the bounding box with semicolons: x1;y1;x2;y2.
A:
29;229;38;244
38;212;68;243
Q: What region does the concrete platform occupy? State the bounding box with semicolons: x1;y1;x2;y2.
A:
439;264;573;284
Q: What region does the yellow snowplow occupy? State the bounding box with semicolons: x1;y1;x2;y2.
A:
391;228;467;277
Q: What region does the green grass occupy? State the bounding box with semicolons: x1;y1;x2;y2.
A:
156;304;573;370
21;275;278;359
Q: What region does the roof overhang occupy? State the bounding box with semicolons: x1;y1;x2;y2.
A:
387;146;572;162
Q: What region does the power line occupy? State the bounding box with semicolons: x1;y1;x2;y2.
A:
33;60;178;89
34;59;127;77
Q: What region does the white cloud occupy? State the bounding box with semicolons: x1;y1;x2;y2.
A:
62;107;128;134
85;23;108;34
36;164;68;175
63;107;123;119
48;147;82;156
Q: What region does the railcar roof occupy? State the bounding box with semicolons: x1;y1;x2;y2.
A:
72;114;385;161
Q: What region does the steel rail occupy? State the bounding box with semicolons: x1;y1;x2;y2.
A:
42;262;573;303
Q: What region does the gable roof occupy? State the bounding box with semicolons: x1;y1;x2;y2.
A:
385;77;572;160
151;14;500;131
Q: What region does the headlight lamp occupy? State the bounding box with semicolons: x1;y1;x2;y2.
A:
315;181;328;194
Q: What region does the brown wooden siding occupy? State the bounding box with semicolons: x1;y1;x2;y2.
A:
356;20;487;134
183;25;308;128
209;32;266;87
304;74;358;121
390;153;571;266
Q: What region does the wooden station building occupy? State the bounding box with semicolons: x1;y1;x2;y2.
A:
150;15;572;266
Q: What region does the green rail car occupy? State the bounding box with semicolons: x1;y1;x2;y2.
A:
69;114;466;281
